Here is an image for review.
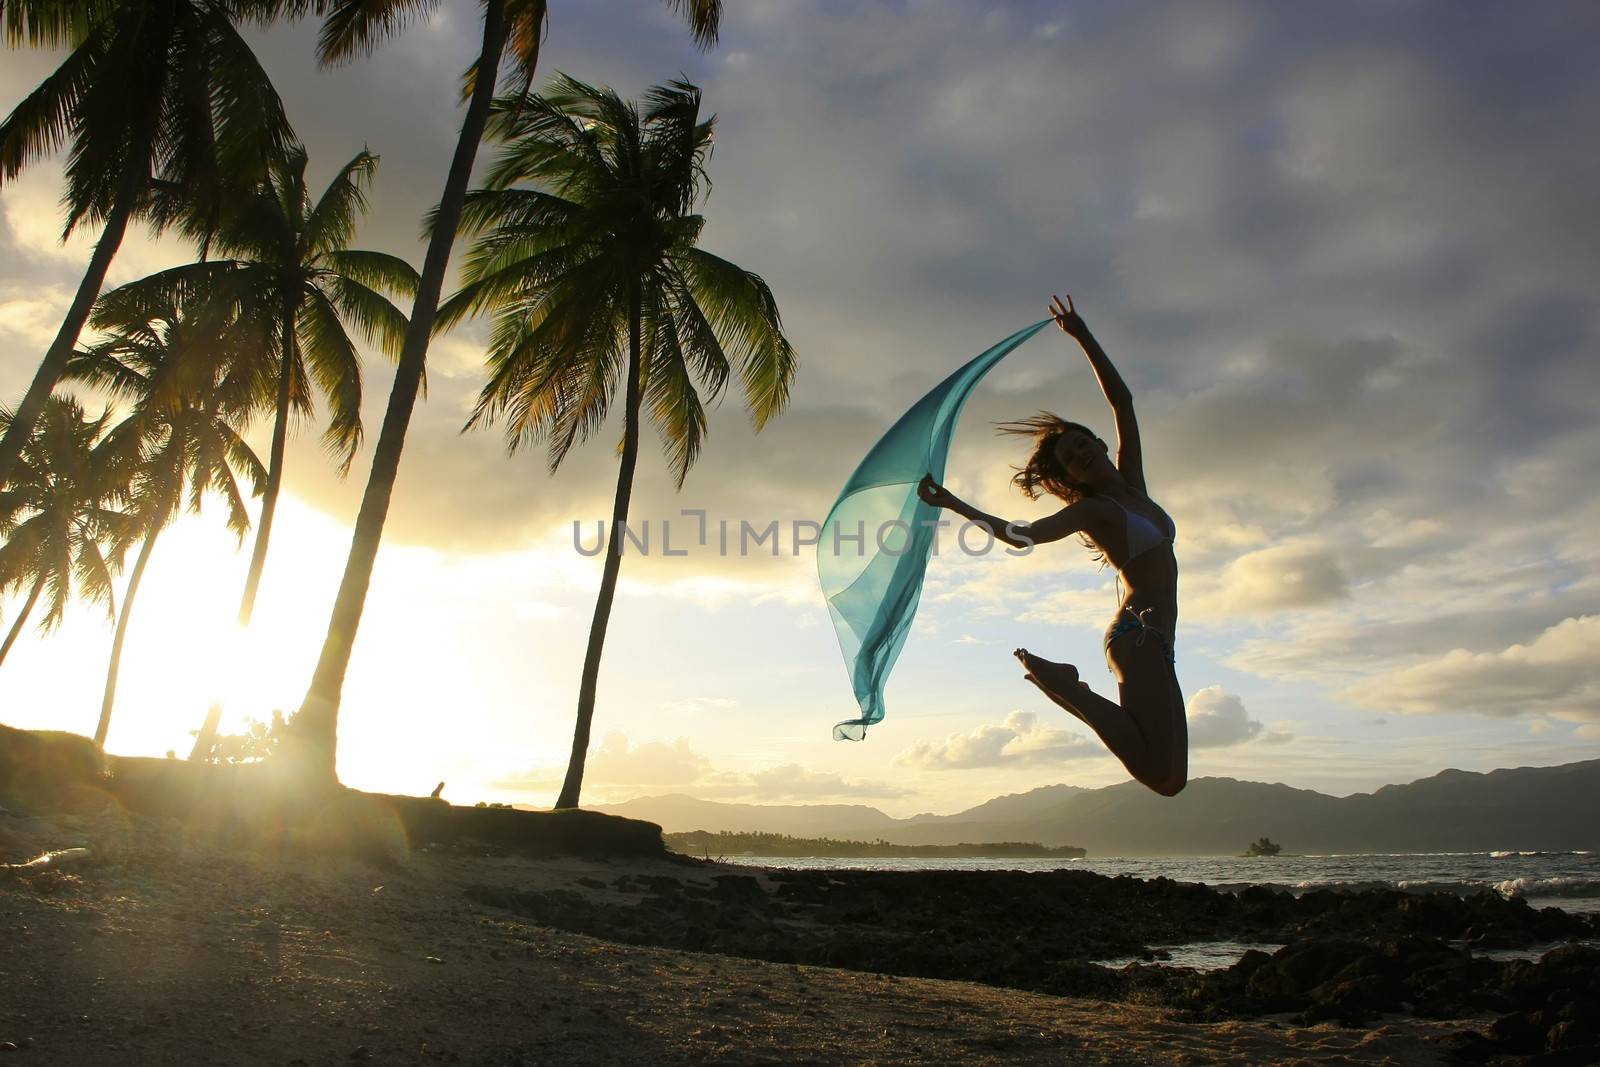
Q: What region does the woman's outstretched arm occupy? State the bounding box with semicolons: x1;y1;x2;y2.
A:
1051;293;1145;490
917;474;1087;548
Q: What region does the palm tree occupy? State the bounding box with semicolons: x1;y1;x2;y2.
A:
0;396;133;667
68;291;267;748
280;0;723;783
441;77;796;809
0;0;293;491
104;145;419;625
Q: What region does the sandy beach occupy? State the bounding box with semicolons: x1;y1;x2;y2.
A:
0;802;1554;1066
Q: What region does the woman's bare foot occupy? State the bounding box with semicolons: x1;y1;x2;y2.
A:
1013;648;1089;697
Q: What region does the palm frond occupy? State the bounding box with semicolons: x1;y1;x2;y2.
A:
157;7;226;243
320;248;419;297
297;286;364;468
56;5;165;232
0;24;102;184
661;0;721;49
316;0;438;65
327;275;408;359
66;341;155;402
302;147;377;255
468;261;626;460
91;260;255;328
72;528;118;621
440;234;594;330
675;247;794;427
662;268;729;402
642;286;707;486
198;6;294;188
500;0;548;95
41;531;73;630
544;329;623;471
2;1;120;48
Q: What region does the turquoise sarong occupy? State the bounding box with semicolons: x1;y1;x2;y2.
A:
818;320;1052;740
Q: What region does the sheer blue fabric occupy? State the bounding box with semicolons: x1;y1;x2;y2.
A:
818;320;1052;740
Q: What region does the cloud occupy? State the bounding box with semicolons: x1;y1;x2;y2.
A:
1190;543;1349;616
895;709;1102;770
1186;686;1271;748
747;762;912;800
1341;615;1600;722
0;284;73;352
1196;687;1267;748
488;731;716;793
491;733;911;802
586;731;712;786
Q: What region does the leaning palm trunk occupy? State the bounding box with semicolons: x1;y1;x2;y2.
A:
236;293;299;626
0;132;149;493
288;0;514;782
0;576;45;667
555;287;643;810
188;703;223;760
95;525;162;748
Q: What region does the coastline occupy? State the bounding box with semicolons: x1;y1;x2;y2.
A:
6;805;1599;1063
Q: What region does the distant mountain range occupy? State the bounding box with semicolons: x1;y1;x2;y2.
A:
594;761;1600;857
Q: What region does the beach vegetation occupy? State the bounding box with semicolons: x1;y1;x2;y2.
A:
1244;836;1283;857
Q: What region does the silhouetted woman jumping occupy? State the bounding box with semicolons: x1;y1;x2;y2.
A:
918;294;1186;796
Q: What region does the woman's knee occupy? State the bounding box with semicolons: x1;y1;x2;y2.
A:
1131;740;1186;797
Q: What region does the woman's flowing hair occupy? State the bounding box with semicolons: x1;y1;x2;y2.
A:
996;412;1102;504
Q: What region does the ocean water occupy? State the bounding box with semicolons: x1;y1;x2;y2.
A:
714;850;1600;968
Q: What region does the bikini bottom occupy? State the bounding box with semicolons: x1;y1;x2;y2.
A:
1104;606;1175;669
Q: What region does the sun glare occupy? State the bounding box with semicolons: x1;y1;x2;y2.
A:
1;488;583;801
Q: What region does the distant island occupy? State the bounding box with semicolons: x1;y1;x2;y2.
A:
1243;837;1283;857
665;830;1086;860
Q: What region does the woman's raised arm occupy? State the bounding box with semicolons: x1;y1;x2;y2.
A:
1051;293;1145;490
918;474;1088;549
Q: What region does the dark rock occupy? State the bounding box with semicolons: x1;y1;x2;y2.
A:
1435;1028;1498;1062
1486;1011;1542;1052
712;875;768;907
1545;1018;1595;1052
1249;939;1371;998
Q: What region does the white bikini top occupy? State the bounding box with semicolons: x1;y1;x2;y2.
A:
1108;495;1175;563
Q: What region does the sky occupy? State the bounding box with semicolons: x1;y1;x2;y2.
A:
2;0;1598;817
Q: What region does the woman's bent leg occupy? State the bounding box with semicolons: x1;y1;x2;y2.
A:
1114;650;1187;796
1016;648;1181;792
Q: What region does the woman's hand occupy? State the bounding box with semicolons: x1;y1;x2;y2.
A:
918;473;956;509
1050;293;1089;339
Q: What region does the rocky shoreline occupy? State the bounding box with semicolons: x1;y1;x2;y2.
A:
6;730;1599;1064
467;862;1600;1062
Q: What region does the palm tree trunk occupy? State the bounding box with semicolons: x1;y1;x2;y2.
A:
287;0;516;783
236;291;299;626
555;281;643;811
188;703;223;761
0;576;45;668
0;143;147;493
95;525;162;748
